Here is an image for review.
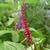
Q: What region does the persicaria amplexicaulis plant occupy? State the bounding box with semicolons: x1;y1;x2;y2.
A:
21;0;32;44
16;0;32;44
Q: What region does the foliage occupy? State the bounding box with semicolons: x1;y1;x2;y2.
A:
0;0;50;50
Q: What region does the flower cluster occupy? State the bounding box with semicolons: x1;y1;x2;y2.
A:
16;0;32;44
16;22;22;30
21;0;32;44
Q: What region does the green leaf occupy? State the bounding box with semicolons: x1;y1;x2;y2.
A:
43;48;50;50
0;30;19;42
6;18;14;26
25;0;40;4
30;28;45;44
12;32;19;43
0;30;15;36
32;31;45;44
0;41;25;50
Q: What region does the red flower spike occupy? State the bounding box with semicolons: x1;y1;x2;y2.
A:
19;0;32;44
17;0;32;44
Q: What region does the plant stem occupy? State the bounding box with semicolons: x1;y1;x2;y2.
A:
20;38;27;43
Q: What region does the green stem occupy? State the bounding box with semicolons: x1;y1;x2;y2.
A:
20;38;27;43
35;44;40;50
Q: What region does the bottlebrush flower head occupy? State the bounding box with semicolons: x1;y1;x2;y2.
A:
16;0;32;44
21;0;32;44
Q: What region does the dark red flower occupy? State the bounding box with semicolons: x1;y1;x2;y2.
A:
21;0;32;44
16;0;32;44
